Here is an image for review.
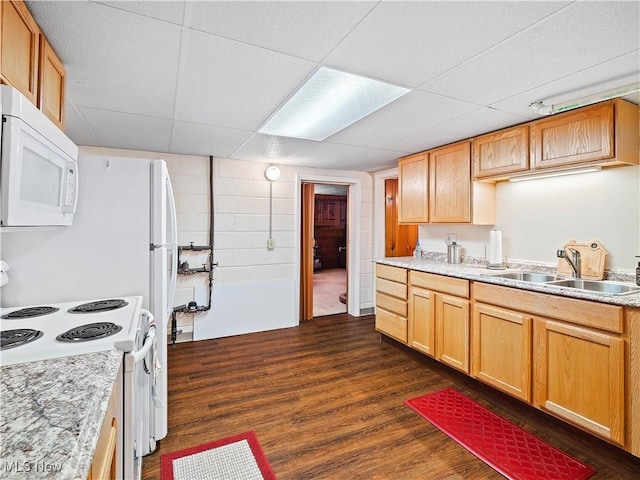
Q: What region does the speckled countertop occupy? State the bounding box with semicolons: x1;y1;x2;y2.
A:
375;255;640;308
0;349;123;479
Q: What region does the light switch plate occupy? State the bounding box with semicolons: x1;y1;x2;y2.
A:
267;238;275;250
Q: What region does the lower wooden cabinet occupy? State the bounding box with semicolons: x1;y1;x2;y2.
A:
408;286;435;356
435;293;469;373
375;264;408;343
534;318;625;445
472;303;532;402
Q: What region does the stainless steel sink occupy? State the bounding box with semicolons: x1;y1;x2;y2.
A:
485;271;560;283
546;279;640;295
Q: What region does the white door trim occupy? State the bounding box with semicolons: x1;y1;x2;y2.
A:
373;167;399;260
294;174;362;318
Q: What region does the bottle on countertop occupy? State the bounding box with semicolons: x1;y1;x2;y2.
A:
636;256;640;286
413;240;422;259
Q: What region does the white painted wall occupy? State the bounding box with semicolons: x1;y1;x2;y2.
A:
67;148;375;342
373;165;640;273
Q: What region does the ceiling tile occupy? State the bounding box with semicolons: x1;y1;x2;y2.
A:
423;2;640;106
327;90;478;149
174;30;316;130
230;134;315;163
184;1;376;62
92;0;186;24
27;1;182;118
78;107;173;152
64;103;102;147
325;1;569;87
388;107;530;153
170;121;253;158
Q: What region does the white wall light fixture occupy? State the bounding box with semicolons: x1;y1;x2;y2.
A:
265;165;281;250
264;165;281;182
508;167;601;182
259;67;410;141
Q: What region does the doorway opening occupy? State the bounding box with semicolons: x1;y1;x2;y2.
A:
298;174;361;322
312;184;348;317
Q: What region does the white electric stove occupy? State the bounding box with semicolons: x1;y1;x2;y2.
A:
0;296;157;480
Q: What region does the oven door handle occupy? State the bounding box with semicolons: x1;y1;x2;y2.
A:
131;325;156;365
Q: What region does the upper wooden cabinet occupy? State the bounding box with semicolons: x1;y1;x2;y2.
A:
398;142;495;225
474;99;639;181
429;141;471;223
398;152;429;223
530;99;638;171
38;35;66;130
473;125;529;179
1;0;40;104
1;0;66;129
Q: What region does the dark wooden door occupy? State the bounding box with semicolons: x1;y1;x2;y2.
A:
385;178;418;257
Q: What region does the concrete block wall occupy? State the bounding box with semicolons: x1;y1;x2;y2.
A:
78;147;375;343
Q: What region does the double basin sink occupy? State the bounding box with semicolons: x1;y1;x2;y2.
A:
484;271;640;296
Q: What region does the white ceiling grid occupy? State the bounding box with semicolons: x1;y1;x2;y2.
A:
24;0;640;172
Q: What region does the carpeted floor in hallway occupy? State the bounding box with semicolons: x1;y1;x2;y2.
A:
313;268;347;317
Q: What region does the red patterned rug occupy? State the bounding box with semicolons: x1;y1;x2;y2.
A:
160;430;277;480
405;387;595;480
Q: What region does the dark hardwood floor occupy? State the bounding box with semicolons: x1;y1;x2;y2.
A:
142;314;640;479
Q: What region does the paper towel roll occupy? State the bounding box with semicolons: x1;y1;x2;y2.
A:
489;230;503;265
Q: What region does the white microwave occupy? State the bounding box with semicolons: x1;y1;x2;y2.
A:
1;85;78;227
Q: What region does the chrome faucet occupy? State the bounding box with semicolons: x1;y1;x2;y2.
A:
556;248;581;278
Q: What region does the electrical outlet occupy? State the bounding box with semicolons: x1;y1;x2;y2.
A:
267;238;275;250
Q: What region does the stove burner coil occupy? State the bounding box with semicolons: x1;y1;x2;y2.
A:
68;299;128;314
1;306;59;319
1;329;44;350
56;322;123;342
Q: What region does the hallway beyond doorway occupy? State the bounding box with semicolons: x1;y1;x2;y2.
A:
313;268;347;317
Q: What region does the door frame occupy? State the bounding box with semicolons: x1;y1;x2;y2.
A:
295;173;361;318
373;167;399;259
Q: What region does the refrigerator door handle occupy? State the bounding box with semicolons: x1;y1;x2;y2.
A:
166;174;178;313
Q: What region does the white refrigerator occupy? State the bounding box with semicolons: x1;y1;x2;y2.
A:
0;155;177;450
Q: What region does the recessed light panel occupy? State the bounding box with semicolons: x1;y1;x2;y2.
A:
259;67;410;141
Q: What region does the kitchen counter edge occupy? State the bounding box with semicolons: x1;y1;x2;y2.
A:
0;348;123;479
374;257;640;308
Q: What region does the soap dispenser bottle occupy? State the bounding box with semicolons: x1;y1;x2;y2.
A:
636;256;640;286
414;240;422;259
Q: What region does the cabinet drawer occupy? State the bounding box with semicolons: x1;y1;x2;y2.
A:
376;292;407;317
376;277;407;300
376;264;407;283
375;307;407;343
410;271;469;298
474;283;623;333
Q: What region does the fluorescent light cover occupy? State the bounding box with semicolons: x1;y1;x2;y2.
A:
259;67;409;141
508;167;601;182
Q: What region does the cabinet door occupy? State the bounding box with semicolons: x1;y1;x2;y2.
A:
473;125;529;179
0;0;40;103
534;319;624;445
472;304;532;402
398;153;428;223
530;102;614;169
408;287;435;357
429;141;471;223
435;293;469;373
315;196;339;227
38;35;65;130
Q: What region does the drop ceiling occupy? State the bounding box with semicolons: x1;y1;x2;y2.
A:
25;1;640;172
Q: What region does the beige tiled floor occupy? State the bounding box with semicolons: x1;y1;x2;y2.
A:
312;268;347;317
